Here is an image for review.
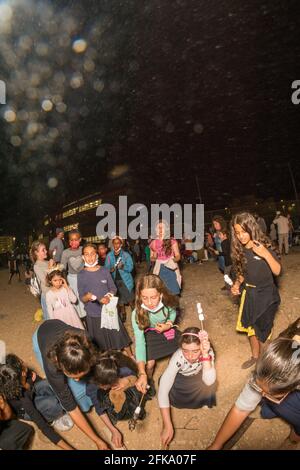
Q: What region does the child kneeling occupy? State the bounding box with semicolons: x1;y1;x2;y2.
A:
158;327;217;447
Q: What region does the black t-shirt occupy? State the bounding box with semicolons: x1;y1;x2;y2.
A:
220;239;232;267
243;247;279;286
37;320;85;412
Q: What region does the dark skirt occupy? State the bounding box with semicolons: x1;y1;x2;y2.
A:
158;265;181;295
169;372;217;409
237;285;280;343
115;279;135;306
145;328;181;361
86;315;132;351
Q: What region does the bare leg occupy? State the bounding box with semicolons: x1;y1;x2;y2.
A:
146;359;155;378
122;345;135;360
249;335;261;359
118;305;126;322
241;336;261;369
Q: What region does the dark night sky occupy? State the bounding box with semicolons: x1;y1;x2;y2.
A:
1;0;300;234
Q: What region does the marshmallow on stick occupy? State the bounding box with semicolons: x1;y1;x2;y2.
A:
224;274;233;286
197;302;205;330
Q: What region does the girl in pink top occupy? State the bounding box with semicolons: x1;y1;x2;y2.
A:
46;268;84;329
150;221;181;295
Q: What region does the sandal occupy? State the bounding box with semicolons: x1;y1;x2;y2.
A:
241;357;257;369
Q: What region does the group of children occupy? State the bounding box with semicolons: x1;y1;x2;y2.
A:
1;211;300;450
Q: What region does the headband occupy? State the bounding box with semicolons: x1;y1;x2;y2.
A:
47;263;64;275
112;235;123;243
181;331;207;340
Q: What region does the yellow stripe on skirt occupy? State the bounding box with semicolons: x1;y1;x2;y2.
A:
236;286;256;337
236;285;272;340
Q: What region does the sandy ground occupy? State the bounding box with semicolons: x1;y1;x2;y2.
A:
1;249;300;451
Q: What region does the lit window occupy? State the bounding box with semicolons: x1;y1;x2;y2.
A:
78;199;102;213
63;223;79;232
62;207;78;219
85;235;105;243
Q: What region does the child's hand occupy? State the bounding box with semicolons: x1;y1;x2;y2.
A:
100;296;110;305
161;424;174;448
85;292;94;301
62;278;68;288
118;262;124;270
231;283;241;296
111;377;130;391
135;374;148;393
200;337;211;356
111;428;123;448
252;240;268;259
155;323;169;333
48;259;55;268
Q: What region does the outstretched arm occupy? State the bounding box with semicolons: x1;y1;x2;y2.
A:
207;405;251;449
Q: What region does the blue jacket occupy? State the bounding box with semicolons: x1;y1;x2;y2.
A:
105;249;134;292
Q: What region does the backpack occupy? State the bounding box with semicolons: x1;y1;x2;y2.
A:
97;386;150;424
30;273;41;298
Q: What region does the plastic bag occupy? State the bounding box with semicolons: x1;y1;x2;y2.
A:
30;273;41;298
100;296;120;331
34;308;43;322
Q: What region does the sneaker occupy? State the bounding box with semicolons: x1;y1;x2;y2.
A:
241;357;257;370
52;414;74;432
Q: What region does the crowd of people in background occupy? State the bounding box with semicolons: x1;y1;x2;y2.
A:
1;209;300;450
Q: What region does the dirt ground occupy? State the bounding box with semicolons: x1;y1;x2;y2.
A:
1;249;300;451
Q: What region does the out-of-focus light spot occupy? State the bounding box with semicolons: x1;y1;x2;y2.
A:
36;43;49;56
109;164;129;179
30;73;41;86
48;128;59;139
18;35;33;50
70;73;84;89
41;99;53;111
27;122;39;136
84;59;95;72
48;177;58;188
193;123;204;134
53;72;66;84
11;136;22;147
72;38;87;53
52;95;62;104
56;102;67;113
93;80;105;92
4;109;16;122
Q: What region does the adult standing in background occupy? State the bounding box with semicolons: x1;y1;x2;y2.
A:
255;214;267;234
49;228;65;263
273;211;290;255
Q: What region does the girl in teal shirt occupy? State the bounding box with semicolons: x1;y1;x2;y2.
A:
132;274;180;394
